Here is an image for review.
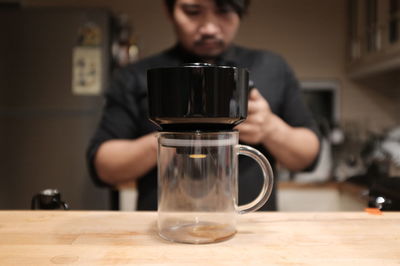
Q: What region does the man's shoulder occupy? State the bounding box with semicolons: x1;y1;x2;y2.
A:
108;48;177;93
125;47;177;74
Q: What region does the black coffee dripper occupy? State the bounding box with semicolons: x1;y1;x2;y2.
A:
147;63;249;131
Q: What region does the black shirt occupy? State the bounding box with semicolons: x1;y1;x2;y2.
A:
87;44;319;211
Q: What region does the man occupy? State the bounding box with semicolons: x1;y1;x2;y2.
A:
87;0;320;210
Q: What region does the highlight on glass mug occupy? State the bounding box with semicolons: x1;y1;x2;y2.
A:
156;131;274;244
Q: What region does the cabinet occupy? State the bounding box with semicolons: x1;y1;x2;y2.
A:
347;0;400;78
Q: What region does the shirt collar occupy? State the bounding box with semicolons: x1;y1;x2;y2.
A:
170;43;239;66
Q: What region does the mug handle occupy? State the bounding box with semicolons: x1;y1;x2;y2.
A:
237;144;274;214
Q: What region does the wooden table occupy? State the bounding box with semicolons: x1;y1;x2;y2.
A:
0;211;399;265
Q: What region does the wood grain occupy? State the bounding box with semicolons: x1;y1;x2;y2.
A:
0;211;399;265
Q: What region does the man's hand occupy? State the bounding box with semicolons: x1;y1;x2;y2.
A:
235;88;273;144
235;89;320;172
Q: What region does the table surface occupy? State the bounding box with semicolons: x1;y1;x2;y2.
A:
0;211;399;265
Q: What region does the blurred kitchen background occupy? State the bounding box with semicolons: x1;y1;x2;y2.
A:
1;0;399;211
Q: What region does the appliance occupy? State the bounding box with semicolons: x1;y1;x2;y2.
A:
368;177;400;210
292;80;341;183
147;64;274;243
0;7;114;209
31;188;69;210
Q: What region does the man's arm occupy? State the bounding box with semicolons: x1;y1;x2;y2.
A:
236;89;320;171
86;65;159;188
94;133;158;186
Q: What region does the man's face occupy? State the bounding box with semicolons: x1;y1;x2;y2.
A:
170;0;240;59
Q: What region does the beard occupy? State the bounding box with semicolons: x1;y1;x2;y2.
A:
193;35;226;59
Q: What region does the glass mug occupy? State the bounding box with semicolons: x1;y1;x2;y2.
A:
157;131;273;244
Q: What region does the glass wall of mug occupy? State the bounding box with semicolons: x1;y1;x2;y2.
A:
157;130;273;244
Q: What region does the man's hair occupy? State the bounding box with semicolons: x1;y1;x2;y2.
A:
164;0;250;18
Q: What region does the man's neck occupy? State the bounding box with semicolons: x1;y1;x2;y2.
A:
173;43;235;65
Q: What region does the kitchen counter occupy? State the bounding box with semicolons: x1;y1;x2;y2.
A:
0;211;399;265
278;181;369;211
